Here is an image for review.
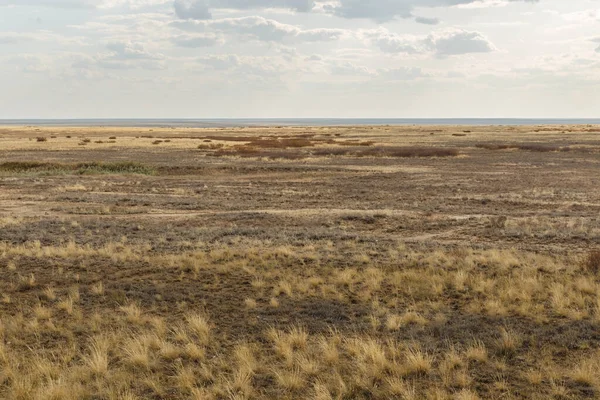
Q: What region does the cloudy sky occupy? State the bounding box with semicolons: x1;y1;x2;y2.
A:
0;0;599;118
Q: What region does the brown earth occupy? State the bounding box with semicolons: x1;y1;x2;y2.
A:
0;124;599;399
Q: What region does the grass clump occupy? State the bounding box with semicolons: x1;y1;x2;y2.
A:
583;250;600;275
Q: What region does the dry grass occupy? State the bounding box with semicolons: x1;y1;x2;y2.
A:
0;239;594;398
0;124;599;399
583;250;600;274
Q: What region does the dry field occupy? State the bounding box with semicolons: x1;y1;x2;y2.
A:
0;124;600;399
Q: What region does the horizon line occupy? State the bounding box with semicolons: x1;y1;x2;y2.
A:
1;117;599;120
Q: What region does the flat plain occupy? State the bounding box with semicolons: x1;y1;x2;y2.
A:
0;124;599;399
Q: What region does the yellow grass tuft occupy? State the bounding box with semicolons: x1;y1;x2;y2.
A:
274;368;305;391
404;348;433;376
186;313;211;345
84;335;110;376
496;328;521;355
465;340;488;362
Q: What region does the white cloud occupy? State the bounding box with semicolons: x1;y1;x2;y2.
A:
426;29;495;57
174;0;211;19
415;16;440;25
331;61;375;76
362;29;423;54
171;33;222;47
67;41;166;70
364;28;495;57
99;0;171;8
378;66;426;80
0;0;100;7
173;0;315;20
0;0;172;8
106;41;164;60
195;54;241;69
0;31;86;46
324;0;540;23
455;0;511;9
593;38;600;53
213;0;314;12
172;16;346;42
191;54;289;79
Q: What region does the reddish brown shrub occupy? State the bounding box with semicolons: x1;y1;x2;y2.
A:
357;146;459;158
476;143;570;152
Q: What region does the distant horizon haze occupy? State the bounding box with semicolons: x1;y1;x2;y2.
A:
1;118;600;128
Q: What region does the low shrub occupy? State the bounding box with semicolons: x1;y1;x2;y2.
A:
357;146;459;158
0;161;156;176
476;143;570;152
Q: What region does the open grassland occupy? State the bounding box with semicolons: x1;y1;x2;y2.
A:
0;124;600;399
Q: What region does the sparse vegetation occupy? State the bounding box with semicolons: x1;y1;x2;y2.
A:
211;145;459;159
583;250;600;274
0;124;598;398
0;161;156;175
475;143;571;152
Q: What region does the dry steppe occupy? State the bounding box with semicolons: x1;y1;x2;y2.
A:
0;124;600;399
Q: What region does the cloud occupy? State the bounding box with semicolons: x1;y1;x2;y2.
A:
213;0;314;12
106;41;164;60
311;60;428;81
363;29;423;54
173;0;315;20
172;16;346;42
70;41;166;70
365;28;495;57
195;54;241;70
415;16;440;25
0;31;86;46
327;0;413;22
0;0;100;7
426;29;495;57
99;0;172;8
171;33;221;47
174;0;211;19
192;54;288;78
378;66;426;80
331;61;375;76
0;0;171;8
326;0;540;23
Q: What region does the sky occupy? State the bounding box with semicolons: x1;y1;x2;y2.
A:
0;0;599;118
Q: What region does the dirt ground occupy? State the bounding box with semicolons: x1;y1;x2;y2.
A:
0;124;599;399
